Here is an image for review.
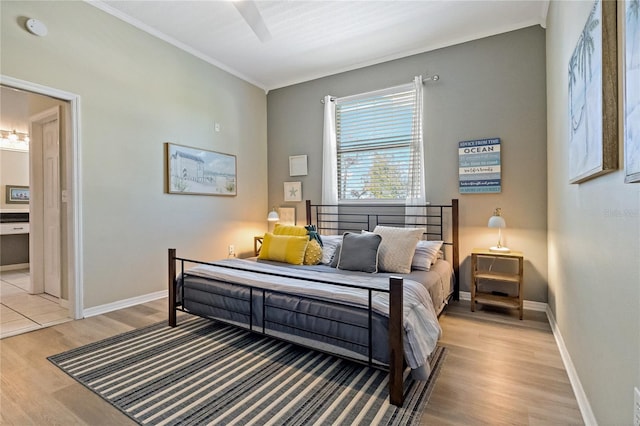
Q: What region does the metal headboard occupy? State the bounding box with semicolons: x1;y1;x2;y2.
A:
305;199;460;300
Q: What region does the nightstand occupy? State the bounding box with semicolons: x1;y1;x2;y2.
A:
470;248;524;319
254;236;264;257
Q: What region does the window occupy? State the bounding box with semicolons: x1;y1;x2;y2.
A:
335;83;422;201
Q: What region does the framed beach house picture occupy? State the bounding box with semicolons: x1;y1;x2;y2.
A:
166;143;237;196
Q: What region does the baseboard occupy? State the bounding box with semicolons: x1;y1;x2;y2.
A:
82;290;167;318
459;291;548;312
0;263;29;272
80;288;594;425
460;290;593;424
546;307;596;426
59;298;70;309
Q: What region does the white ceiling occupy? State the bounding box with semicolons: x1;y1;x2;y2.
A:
90;1;549;92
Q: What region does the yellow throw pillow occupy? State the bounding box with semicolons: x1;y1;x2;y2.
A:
303;239;323;265
273;223;308;236
257;233;308;265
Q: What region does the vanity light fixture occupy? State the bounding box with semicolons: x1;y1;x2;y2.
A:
0;129;30;152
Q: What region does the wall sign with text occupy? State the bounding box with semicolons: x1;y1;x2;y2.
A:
458;138;501;194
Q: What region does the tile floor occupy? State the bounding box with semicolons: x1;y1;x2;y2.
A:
0;269;71;339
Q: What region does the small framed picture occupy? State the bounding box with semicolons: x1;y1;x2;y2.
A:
5;185;29;204
278;206;296;225
283;181;302;202
289;155;308;176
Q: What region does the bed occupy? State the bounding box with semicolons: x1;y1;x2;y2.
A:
168;199;459;407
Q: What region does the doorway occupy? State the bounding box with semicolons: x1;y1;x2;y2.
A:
0;76;82;338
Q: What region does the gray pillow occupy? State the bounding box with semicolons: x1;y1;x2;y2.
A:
336;232;382;273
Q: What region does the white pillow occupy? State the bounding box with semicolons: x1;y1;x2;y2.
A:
411;240;444;271
372;226;424;274
320;234;343;264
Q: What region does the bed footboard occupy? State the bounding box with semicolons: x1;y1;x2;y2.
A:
167;248;406;407
168;248;177;327
388;276;403;406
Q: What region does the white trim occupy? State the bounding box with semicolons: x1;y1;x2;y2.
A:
267;19;546;91
546;306;597;426
539;0;550;29
86;1;266;91
0;75;83;320
82;290;167;318
460;289;593;425
70;96;83;320
0;263;30;272
85;1;546;93
459;290;548;312
59;298;70;309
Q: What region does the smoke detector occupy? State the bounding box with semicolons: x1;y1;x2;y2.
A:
25;18;48;37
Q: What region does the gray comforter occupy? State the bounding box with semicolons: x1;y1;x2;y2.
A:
183;258;442;372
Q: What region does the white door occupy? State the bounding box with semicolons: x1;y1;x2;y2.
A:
42;119;61;297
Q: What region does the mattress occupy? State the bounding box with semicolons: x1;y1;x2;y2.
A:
177;258;453;376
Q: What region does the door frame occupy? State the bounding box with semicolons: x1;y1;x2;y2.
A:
1;75;83;319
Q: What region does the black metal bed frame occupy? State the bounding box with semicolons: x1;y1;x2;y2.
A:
306;199;459;299
171;257;392;367
168;199;458;407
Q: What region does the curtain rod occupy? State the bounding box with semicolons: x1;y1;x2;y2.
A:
321;74;439;103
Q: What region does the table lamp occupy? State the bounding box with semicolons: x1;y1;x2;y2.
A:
488;208;510;253
267;207;279;222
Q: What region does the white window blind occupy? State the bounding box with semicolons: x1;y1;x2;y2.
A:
335;83;420;201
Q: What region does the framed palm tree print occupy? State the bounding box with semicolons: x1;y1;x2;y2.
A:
623;0;640;183
568;0;618;184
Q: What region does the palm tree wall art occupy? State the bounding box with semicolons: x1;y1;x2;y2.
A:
625;0;640;183
568;0;618;184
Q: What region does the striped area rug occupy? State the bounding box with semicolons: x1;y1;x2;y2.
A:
48;316;446;426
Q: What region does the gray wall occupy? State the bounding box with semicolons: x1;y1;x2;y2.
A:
267;26;548;302
1;1;268;309
547;1;640;423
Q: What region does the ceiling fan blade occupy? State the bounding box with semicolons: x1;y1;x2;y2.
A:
232;0;272;42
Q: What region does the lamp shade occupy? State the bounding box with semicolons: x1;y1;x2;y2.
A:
267;208;279;222
487;215;506;229
487;208;506;228
488;207;509;252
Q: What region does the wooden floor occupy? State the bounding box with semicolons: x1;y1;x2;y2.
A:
422;302;583;425
0;299;583;425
